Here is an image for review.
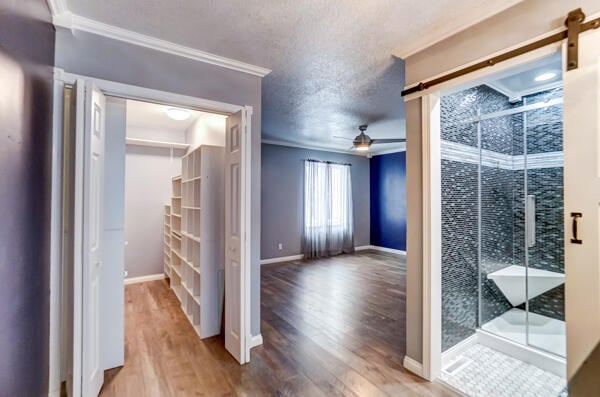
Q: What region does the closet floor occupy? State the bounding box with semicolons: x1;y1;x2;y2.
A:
99;251;454;396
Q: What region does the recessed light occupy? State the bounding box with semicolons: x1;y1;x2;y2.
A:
534;72;557;82
165;107;191;121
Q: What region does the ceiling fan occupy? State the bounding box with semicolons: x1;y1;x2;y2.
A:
334;124;406;152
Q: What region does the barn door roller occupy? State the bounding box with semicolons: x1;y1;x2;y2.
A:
401;8;600;97
565;8;586;70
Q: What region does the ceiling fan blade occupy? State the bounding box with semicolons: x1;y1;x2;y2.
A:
333;135;354;141
371;138;406;144
348;146;356;151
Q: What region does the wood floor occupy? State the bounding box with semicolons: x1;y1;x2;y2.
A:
100;251;455;396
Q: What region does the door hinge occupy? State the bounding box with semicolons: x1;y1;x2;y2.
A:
565;8;586;71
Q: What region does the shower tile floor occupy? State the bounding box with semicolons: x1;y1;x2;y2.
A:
441;344;567;397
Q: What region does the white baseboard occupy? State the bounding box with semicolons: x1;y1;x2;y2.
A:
357;245;407;255
260;254;304;265
403;356;423;377
260;245;406;264
249;333;263;349
124;273;166;285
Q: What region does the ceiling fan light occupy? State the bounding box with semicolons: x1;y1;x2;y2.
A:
355;143;370;151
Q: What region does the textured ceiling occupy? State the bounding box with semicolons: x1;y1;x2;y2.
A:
67;0;517;151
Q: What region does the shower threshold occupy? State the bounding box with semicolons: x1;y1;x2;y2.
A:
481;308;566;357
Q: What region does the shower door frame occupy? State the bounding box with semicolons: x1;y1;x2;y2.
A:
409;43;565;382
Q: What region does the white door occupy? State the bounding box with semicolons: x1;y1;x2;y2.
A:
563;28;600;380
81;82;107;395
224;108;250;364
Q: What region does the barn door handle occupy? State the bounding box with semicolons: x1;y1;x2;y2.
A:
571;212;583;244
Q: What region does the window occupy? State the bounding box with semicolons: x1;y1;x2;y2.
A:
303;160;354;258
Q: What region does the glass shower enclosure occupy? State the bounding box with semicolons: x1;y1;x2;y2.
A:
440;84;565;358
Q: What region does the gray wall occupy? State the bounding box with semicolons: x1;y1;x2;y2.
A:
261;143;370;260
0;0;54;394
125;146;182;278
403;0;600;364
55;28;264;335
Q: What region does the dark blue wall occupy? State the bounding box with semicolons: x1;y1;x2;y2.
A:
370;152;407;250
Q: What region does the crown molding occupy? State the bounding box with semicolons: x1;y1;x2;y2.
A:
262;138;406;156
262;139;366;156
394;0;523;59
371;145;406;155
46;0;68;16
49;9;271;78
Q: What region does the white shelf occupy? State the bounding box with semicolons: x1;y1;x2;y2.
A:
170;145;224;339
126;137;189;150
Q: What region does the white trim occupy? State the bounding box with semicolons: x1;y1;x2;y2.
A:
260;254;304;265
262;139;365;156
52;11;271;78
354;245;372;251
241;106;253;363
421;93;442;382
394;0;523;59
249;334;263;349
126;137;189;150
48;389;61;397
403;356;423;377
48;67;65;397
124;273;166;285
367;245;407;255
46;0;67;16
55;68;242;115
262;138;406;156
260;246;406;264
371;146;407;155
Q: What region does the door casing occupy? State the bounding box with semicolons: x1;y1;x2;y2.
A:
50;68;254;396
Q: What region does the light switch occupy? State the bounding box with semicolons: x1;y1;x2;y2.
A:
278;243;283;250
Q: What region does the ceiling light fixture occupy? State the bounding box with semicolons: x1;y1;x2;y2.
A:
355;143;370;152
534;72;557;82
165;107;191;121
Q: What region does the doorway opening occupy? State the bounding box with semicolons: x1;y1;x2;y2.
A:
436;52;567;395
57;76;252;397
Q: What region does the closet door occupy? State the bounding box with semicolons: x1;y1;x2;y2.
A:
224;109;248;364
81;82;107;396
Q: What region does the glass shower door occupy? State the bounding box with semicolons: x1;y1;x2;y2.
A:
479;112;527;347
524;91;566;357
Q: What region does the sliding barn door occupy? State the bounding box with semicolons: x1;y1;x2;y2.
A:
563;28;600;379
224;109;249;364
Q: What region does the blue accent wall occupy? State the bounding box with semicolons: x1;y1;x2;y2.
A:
370;152;407;250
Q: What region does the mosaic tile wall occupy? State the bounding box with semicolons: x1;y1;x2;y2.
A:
441;86;565;351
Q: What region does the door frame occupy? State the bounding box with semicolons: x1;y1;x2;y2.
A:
49;68;254;396
405;42;564;381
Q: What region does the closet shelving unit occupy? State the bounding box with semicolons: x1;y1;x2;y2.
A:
169;145;224;339
163;204;172;279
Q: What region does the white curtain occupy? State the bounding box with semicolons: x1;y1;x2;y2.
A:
303;160;354;259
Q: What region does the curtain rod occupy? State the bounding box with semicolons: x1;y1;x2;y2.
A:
306;159;352;166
